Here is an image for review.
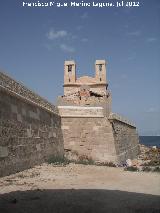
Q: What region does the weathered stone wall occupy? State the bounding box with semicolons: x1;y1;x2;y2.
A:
59;60;139;164
59;106;139;164
0;72;57;113
90;86;107;96
58;106;104;117
0;72;64;177
108;114;139;163
57;89;112;116
63;86;79;97
61;117;117;162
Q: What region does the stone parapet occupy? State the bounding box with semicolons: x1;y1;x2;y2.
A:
0;72;57;114
108;113;136;127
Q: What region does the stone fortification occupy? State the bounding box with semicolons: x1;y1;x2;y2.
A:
0;72;57;113
58;60;139;163
0;72;64;177
0;58;140;177
58;106;139;163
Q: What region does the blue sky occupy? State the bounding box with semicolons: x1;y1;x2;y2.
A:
0;0;160;135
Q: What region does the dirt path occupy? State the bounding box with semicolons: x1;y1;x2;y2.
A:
0;163;160;213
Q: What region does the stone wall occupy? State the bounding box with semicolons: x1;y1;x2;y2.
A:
61;117;117;162
57;89;112;116
59;106;139;164
0;72;57;113
108;114;140;163
0;70;140;176
58;106;104;117
0;72;64;177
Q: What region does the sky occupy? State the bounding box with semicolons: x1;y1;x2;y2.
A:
0;0;160;135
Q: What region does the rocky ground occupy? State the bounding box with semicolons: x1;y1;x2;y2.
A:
125;145;160;172
0;157;160;213
0;144;160;213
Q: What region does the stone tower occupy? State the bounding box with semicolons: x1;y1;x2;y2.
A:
64;60;76;85
63;60;108;96
57;60;139;164
95;60;106;83
59;60;111;115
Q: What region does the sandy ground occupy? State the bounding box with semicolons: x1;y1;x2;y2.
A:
0;163;160;213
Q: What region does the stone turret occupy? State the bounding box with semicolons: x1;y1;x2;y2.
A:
63;60;108;96
95;60;106;83
60;60;111;115
64;60;76;85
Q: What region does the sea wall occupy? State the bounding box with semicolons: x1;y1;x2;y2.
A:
0;72;64;177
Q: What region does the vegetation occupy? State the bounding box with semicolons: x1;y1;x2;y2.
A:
142;166;152;172
47;156;70;166
75;155;95;165
96;161;116;167
47;154;117;167
153;167;160;173
141;166;160;173
124;166;139;172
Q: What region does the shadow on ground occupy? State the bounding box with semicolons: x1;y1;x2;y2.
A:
0;189;160;213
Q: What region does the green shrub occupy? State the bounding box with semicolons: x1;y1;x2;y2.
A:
75;155;95;165
153;167;160;173
142;166;152;172
124;166;139;172
96;161;117;167
47;156;70;166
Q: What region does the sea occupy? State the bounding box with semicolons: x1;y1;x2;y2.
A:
139;136;160;148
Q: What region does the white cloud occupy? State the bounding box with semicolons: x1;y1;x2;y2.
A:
146;37;157;43
127;55;136;61
60;44;75;53
124;52;136;61
76;25;83;31
81;12;88;19
70;34;78;40
146;107;159;113
124;24;129;29
127;31;141;36
43;43;52;51
47;28;68;40
45;28;77;53
121;74;127;79
81;38;88;42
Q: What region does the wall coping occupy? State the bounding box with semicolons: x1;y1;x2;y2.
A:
108;113;136;128
0;71;58;114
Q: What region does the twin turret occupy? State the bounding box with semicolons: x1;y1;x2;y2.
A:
64;60;107;86
64;60;76;84
63;59;109;100
58;59;111;115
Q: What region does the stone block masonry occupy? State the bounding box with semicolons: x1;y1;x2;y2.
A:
59;106;139;163
0;72;57;113
108;114;139;163
57;60;140;164
0;72;64;177
0;58;140;176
